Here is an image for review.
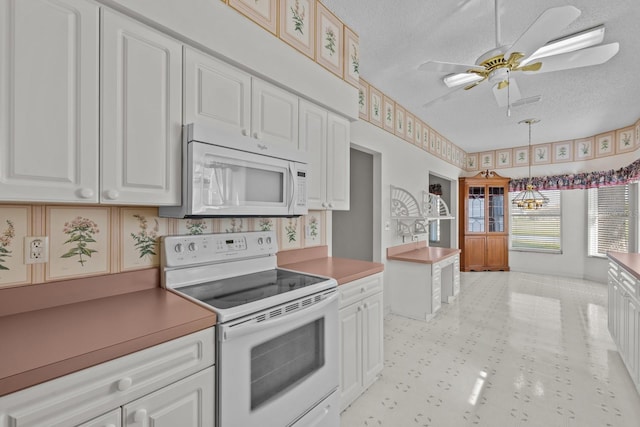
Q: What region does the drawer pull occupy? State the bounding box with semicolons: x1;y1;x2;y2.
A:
134;409;148;423
360;287;365;293
117;377;133;391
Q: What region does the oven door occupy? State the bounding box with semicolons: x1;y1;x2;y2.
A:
217;290;339;427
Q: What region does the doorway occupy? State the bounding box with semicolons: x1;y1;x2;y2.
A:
428;174;453;248
332;147;380;262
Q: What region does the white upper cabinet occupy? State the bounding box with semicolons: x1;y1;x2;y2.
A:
100;9;182;205
185;48;300;152
301;99;350;211
0;0;100;202
326;113;350;210
251;78;300;151
184;47;251;135
299;100;327;210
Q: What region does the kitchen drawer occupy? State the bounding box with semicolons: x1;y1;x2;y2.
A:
620;268;638;298
0;327;214;427
78;409;121;427
338;273;383;309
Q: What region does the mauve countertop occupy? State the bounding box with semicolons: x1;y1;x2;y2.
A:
278;246;384;285
386;241;460;264
608;251;640;280
0;269;216;397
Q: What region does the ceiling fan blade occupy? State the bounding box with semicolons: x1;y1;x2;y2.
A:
505;6;581;60
492;78;522;107
422;85;467;108
511;95;542;108
418;60;482;74
524;42;619;74
517;62;542;72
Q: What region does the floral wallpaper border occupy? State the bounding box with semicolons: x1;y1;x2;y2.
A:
509;158;640;192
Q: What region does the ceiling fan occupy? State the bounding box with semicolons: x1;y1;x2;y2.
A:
419;0;620;112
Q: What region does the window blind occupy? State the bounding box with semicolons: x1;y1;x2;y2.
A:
510;190;562;253
588;185;630;257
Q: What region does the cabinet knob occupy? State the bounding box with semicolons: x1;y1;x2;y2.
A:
77;188;94;199
360;287;365;293
328;202;334;209
253;132;261;139
357;305;362;312
133;409;148;423
241;128;248;136
117;377;133;391
104;189;119;200
322;202;327;208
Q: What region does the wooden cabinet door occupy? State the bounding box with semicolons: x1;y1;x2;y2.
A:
338;302;362;411
326;113;350;210
0;0;99;202
101;9;182;205
183;47;251;135
464;236;486;271
362;292;383;389
299;100;327;210
486;235;508;269
122;367;214;427
251;79;299;150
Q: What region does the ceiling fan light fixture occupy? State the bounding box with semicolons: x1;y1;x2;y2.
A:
521;24;605;65
443;73;483;88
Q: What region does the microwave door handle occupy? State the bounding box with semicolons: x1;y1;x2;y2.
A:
288;163;296;211
220;291;337;342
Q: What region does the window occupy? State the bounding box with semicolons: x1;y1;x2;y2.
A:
510;190;561;253
588;185;630;257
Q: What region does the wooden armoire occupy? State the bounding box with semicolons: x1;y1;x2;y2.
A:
458;171;510;271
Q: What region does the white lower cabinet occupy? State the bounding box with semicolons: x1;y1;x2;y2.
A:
79;409;121;427
608;260;640;392
338;273;383;411
122;367;214;427
0;328;215;427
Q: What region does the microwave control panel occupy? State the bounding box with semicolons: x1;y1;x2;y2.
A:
297;170;307;206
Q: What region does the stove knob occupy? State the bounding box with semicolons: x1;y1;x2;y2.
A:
188;242;198;252
174;243;184;253
266;237;272;244
258;237;264;245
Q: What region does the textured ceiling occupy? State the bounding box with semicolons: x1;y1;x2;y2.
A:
321;0;640;153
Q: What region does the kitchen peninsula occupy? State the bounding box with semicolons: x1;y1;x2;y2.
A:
386;241;461;321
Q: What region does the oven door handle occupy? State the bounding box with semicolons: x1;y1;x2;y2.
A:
221;291;338;341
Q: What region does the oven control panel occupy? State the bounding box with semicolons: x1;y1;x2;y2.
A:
162;230;278;268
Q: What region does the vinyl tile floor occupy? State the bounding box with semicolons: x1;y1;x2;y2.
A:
340;271;640;427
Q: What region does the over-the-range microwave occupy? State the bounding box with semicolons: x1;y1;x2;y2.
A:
159;124;308;218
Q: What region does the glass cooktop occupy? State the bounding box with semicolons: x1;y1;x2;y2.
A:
176;269;328;309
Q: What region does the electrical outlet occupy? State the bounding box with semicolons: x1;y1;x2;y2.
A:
24;236;49;264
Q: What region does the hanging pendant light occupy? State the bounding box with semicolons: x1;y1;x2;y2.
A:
511;119;549;209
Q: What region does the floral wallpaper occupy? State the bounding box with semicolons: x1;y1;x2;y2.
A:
0;206;328;288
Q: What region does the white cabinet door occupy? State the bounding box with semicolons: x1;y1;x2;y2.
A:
183;47;251;135
79;409;121;427
122;367;214;427
101;9;182;205
251;79;299;150
338;302;362;411
362;292;384;389
0;0;99;202
299;100;327;210
326;113;350;210
625;297;638;381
